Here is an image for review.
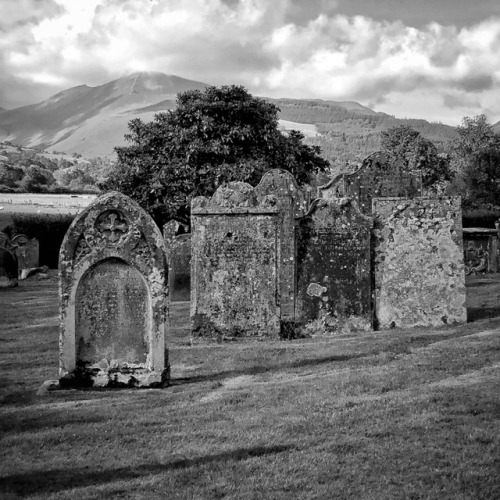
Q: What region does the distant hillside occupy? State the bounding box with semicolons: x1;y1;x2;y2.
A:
493;120;500;134
0;72;460;166
0;72;208;157
267;97;458;170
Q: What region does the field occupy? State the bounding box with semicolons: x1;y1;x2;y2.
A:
1;274;499;499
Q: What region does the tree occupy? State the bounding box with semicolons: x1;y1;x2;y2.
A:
104;85;329;226
452;114;500;205
380;125;453;190
20;165;56;192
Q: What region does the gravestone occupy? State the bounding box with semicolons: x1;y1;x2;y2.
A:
191;182;281;337
296;198;372;332
0;232;12;250
372;197;466;328
12;234;39;278
254;169;307;328
163;221;191;302
0;247;18;288
59;191;168;388
320;152;422;214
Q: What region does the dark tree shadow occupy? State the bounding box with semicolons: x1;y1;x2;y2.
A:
467;307;500;322
0;445;294;496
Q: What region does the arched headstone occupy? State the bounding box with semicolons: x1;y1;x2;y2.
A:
59;191;168;387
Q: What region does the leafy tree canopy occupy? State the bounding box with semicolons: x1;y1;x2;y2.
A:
380;125;453;190
452;114;500;206
104;85;329;226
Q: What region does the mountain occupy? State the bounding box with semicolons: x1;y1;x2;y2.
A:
0;71;458;163
493;120;500;134
0;72;209;157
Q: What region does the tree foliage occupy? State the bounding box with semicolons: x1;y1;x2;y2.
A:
104;85;329;226
380;125;453;190
452;114;500;205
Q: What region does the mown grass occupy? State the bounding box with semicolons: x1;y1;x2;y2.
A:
1;274;499;499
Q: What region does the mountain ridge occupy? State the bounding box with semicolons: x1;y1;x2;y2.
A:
0;72;459;160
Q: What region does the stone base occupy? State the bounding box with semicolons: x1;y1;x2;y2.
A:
59;366;170;389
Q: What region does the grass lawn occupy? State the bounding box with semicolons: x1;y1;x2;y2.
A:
1;273;499;499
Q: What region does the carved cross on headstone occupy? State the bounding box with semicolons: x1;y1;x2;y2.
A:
96;211;128;243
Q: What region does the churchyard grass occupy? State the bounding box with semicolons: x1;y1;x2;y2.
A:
1;273;499;499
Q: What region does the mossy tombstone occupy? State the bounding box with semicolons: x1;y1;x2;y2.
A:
59;191;169;387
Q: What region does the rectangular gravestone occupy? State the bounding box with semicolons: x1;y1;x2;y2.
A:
372;197;466;329
296;198;372;333
163;221;191;302
59;191;168;388
191;182;281;337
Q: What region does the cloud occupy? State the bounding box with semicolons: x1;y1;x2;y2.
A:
0;0;499;124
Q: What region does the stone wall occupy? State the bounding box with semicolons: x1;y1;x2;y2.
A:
191;182;281;337
59;191;168;388
296;198;372;332
373;197;466;329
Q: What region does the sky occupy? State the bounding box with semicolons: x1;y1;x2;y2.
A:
1;0;500;125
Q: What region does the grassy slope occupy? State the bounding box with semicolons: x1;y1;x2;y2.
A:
0;274;499;499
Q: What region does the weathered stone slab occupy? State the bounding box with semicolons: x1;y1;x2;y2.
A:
0;247;18;288
373;197;466;329
320;152;422;214
296;198;372;333
59;191;168;388
12;234;39;277
255;169;307;323
191;182;280;337
163;221;191;302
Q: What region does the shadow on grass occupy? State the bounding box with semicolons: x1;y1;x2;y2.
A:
467;307;500;322
171;353;365;386
1;444;294;496
0;413;105;435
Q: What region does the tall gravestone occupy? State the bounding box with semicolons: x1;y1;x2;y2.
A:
163;221;191;302
296;198;372;332
254;169;307;328
373;197;466;328
319;152;422;214
59;191;169;387
191;182;281;337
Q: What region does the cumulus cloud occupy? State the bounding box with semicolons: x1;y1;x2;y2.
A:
0;0;499;124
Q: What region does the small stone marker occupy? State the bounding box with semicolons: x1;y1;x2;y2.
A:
191;181;281;337
0;232;12;250
372;196;466;328
12;234;40;278
296;198;372;332
0;246;18;288
59;191;169;388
